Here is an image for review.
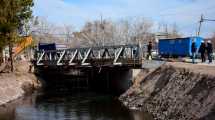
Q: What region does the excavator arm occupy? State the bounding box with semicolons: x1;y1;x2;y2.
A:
13;36;33;57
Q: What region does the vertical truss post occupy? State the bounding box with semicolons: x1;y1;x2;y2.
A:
102;48;110;59
131;47;133;59
37;51;45;65
113;47;123;65
114;48;117;59
49;52;52;61
78;51;83;59
69;49;78;65
82;48;91;65
98;50;101;59
57;50;66;66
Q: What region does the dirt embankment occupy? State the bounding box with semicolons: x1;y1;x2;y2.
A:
0;61;41;105
120;62;215;120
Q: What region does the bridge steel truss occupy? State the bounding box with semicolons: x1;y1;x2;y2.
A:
35;44;142;67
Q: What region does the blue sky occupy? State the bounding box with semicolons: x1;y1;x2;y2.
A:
33;0;215;37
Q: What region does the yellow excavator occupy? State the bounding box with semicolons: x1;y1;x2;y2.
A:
13;36;33;57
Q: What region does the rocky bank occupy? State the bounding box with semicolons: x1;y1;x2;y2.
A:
119;62;215;120
0;61;41;105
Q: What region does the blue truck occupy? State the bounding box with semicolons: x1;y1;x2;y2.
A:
158;37;203;57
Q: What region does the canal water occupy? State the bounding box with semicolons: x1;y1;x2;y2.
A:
0;89;153;120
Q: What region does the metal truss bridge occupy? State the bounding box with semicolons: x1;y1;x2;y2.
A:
34;44;142;68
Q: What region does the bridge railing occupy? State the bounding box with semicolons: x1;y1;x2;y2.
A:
35;44;141;67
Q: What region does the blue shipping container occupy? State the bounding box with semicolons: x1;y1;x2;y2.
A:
158;37;203;57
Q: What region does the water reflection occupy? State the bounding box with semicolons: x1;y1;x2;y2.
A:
0;91;153;120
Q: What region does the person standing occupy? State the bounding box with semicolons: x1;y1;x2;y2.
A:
147;41;152;60
207;40;213;63
198;41;206;63
191;40;197;64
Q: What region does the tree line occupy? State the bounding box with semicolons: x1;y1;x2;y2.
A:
31;17;182;48
0;0;33;71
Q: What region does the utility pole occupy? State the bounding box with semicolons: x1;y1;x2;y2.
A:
164;24;169;38
100;14;105;46
197;14;215;36
197;14;204;36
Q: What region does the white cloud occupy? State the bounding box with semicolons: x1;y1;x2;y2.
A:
158;0;215;36
33;0;215;37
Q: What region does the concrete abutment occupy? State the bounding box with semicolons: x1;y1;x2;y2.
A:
36;66;142;94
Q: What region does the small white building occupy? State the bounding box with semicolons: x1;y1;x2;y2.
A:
2;46;10;62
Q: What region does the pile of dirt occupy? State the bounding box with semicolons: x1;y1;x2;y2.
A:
119;63;215;120
0;61;41;105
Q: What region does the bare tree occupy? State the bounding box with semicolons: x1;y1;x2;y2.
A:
112;17;154;46
130;18;154;44
74;17;154;47
63;25;74;44
168;23;182;38
157;22;182;39
30;17;74;46
73;20;116;47
31;17;57;44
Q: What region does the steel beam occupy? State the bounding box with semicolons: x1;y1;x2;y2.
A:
37;51;45;65
69;49;78;65
82;48;91;65
113;47;123;65
57;50;66;65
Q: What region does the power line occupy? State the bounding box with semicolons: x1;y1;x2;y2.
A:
197;14;215;36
